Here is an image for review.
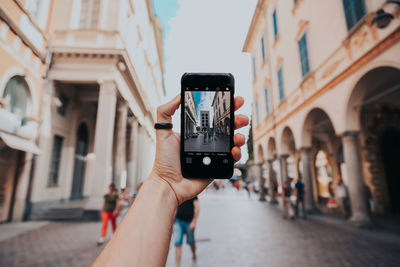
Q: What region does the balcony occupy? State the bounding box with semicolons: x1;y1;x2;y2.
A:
49;29;124;53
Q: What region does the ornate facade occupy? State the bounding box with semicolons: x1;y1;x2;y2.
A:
212;92;230;135
244;0;400;225
0;0;165;222
0;0;48;222
184;91;196;139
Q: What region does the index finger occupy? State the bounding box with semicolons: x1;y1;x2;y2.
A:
234;96;244;111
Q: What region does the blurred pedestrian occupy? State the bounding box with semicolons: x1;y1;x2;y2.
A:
245;180;253;198
98;183;120;245
327;181;338;209
119;187;131;216
233;180;239;190
175;197;199;267
337;178;349;217
294;178;306;219
282;178;295;220
238;177;245;190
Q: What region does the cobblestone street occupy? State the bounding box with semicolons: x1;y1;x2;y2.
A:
184;134;230;152
1;188;400;267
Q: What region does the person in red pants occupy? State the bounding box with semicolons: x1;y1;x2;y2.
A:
98;184;120;245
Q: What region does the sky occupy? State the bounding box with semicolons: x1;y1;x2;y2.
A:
192;91;215;125
153;0;258;162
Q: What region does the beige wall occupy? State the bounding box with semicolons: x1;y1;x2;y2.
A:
29;0;164;209
0;0;49;221
245;0;400;217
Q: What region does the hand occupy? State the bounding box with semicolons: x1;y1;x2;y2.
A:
151;94;249;204
189;221;196;230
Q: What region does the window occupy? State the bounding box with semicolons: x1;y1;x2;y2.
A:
273;8;279;39
255;101;260;125
277;67;284;100
261;37;266;61
2;76;30;118
252;56;257;79
223;101;226;112
264;87;270;115
48;135;64;186
342;0;366;31
298;33;310;77
79;0;101;29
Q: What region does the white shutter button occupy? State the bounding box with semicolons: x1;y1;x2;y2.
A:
202;156;211;165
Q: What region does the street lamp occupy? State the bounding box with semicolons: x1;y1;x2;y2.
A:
372;0;400;29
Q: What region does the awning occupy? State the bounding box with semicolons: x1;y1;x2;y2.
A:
0;132;40;155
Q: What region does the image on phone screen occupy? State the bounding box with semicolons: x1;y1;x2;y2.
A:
183;91;231;153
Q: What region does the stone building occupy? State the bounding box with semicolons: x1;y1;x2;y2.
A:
0;0;49;222
1;0;165;221
184;91;196;139
200;110;209;131
243;0;400;225
212;91;230;135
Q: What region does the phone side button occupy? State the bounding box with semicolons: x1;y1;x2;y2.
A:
202;156;211;165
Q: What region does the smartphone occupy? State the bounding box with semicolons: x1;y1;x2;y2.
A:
180;73;235;179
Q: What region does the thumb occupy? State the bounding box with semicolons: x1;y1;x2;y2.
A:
156;94;180;123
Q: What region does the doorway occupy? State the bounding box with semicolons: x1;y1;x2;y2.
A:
70;123;89;200
381;129;400;214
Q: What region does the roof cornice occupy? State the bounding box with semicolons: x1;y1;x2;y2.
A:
242;0;266;52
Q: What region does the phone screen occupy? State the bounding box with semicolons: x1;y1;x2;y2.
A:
183;90;231;153
181;74;234;179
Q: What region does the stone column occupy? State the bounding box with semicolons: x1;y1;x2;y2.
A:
135;124;143;184
267;159;278;204
342;132;371;226
127;117;138;193
258;163;266;201
114;102;128;189
89;80;117;208
300;147;315;212
11;153;33;221
279;154;289;183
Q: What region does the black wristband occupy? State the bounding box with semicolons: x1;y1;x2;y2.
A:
154;123;173;130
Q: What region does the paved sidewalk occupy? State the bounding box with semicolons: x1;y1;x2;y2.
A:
166;188;400;267
0;188;399;267
0;221;49;242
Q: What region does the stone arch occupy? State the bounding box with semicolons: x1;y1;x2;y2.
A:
345;66;400;214
256;144;264;164
281;126;296;155
267;137;277;160
345;65;400;132
0;67;39;116
301;108;337;149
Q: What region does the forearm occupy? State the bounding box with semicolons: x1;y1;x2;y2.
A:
93;172;178;267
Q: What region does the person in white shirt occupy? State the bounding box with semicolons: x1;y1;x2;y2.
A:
337;178;349;217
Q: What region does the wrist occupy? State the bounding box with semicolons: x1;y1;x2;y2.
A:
146;171;179;208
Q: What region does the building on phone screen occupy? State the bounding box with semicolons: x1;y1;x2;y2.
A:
200;110;210;132
184;91;197;139
243;0;400;226
0;0;165;222
212;92;230;136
